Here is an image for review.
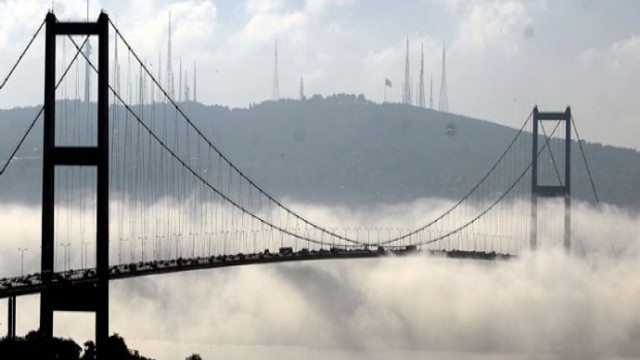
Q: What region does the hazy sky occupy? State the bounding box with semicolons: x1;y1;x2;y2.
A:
0;0;639;150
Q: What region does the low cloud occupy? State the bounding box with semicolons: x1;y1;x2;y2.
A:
239;11;306;44
452;0;532;55
116;250;640;359
611;34;640;59
1;198;639;359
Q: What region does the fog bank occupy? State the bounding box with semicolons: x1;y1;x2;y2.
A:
1;199;639;359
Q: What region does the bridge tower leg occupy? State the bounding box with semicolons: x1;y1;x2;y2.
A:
40;12;110;358
530;106;571;252
7;296;16;339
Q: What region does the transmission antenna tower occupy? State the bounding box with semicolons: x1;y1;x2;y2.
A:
166;12;175;99
418;43;425;107
438;40;449;112
402;36;411;104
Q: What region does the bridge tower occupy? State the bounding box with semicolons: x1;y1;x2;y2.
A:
530;106;571;252
41;12;110;358
7;295;16;339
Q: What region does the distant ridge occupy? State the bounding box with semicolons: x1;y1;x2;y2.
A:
0;95;638;209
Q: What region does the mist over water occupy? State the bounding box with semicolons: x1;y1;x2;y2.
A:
116;250;640;359
1;199;639;359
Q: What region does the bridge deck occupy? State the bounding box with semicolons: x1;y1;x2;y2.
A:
0;248;512;299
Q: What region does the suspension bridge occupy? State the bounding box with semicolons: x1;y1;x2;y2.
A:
0;12;603;359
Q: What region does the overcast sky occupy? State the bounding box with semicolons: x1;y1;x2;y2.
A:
0;0;639;150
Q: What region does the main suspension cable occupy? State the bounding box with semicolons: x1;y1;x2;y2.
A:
406;119;563;248
571;115;601;205
67;36;356;249
79;24;544;252
540;122;562;185
108;21;364;245
114;20;547;251
571;115;617;257
0;17;46;90
0;34;92;176
374;111;533;246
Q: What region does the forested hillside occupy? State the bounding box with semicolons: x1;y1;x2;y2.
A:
1;95;638;208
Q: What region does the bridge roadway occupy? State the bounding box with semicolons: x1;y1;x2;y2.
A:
0;247;512;299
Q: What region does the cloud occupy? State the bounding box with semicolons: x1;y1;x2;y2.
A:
111;0;217;58
453;0;531;55
239;11;306;44
1;198;639;359
2;195;638;277
577;47;599;65
432;0;466;12
112;250;640;359
611;34;640;59
233;0;356;47
245;0;286;14
304;0;355;15
234;0;309;45
0;0;47;50
573;34;640;81
6;249;640;359
2;0;640;152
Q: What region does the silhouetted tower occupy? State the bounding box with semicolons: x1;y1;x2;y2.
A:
438;40;449;112
193;62;197;102
418;43;425;108
272;40;279;100
299;77;305;100
166;12;175;100
7;296;15;339
530;106;572;253
429;75;433;109
42;12;110;359
402;36;411;104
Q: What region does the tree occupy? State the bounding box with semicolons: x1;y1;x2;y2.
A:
0;330;81;360
185;354;203;360
80;340;96;360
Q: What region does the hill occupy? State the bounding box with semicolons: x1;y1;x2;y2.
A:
0;94;638;209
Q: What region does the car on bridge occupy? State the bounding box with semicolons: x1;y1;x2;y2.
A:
279;247;293;255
